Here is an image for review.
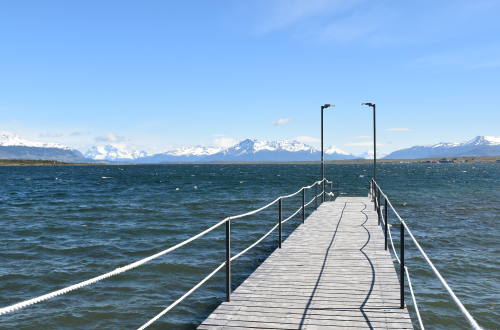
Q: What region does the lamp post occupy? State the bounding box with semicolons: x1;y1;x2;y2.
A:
321;104;334;202
362;103;376;182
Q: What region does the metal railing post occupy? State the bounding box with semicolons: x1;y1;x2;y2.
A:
369;181;372;199
337;181;340;197
400;222;405;309
377;189;381;225
384;198;388;250
226;219;231;302
302;188;305;223
374;184;377;211
278;198;282;248
322;180;325;203
315;183;318;210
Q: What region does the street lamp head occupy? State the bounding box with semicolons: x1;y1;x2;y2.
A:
362;103;374;107
323;104;335;108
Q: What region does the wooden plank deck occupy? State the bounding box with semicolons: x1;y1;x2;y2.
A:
198;197;414;329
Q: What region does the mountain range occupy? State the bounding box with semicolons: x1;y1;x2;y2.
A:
0;134;88;162
1;133;500;163
384;136;500;159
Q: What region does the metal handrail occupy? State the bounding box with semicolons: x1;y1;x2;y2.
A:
1;178;332;330
370;179;482;330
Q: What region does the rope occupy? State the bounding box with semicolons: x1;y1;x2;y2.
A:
371;180;482;330
0;217;229;316
137;262;226;330
387;222;400;264
281;187;304;199
405;266;425;330
282;206;303;224
304;196;316;208
1;178;327;318
379;209;400;264
231;223;279;261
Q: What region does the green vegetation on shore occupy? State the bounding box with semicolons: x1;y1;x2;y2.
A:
0;159;94;166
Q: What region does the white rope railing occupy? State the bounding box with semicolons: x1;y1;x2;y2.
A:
1;178;330;326
231;223;280;261
405;266;424;330
0;217;229;316
372;180;482;330
379;208;400;264
282;206;303;224
137;261;226;330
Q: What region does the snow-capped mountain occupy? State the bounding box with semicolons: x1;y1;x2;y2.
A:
201;138;357;162
135;145;223;163
0;133;74;150
324;145;356;159
385;136;500;159
0;133;87;162
84;144;150;162
357;149;388;160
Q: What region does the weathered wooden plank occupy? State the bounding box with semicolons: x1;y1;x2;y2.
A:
198;197;413;329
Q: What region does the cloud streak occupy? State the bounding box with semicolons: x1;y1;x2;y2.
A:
95;133;125;142
212;137;238;148
346;142;384;146
387;128;413;131
294;136;320;143
271;118;292;126
39;131;62;138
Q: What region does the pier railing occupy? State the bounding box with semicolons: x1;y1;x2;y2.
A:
0;178;336;329
370;179;482;330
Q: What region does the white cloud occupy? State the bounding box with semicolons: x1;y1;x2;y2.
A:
95;133;125;142
271;118;292;126
346;142;384;146
387;128;413;131
39;131;62;138
294;136;320;143
354;135;372;138
253;0;356;34
212;137;238;148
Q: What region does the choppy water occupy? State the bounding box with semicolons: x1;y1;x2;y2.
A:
0;164;498;329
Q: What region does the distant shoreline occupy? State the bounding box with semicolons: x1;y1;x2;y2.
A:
1;156;500;166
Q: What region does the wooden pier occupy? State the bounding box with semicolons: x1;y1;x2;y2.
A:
198;197;414;329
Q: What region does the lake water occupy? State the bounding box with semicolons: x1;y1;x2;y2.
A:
0;164;498;329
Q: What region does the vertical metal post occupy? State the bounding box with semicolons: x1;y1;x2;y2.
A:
374;185;377;211
377;189;381;225
337;181;340;197
302;188;305;223
315;183;318;210
400;222;405;309
373;104;377;183
384;198;388;250
321;106;324;203
278;198;282;249
369;181;372;200
226;219;231;302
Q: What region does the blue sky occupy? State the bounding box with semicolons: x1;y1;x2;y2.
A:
1;0;499;155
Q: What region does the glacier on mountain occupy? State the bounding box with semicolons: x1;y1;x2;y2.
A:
84;145;150;161
0;133;75;150
384;136;500;159
357;149;388;159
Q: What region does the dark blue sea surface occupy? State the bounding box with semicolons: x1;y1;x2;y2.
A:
0;164;498;329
